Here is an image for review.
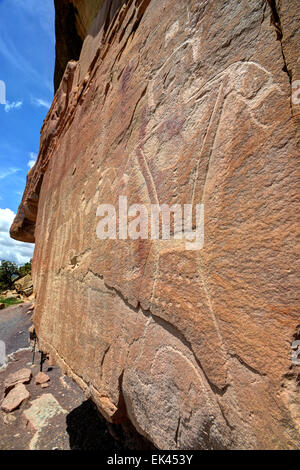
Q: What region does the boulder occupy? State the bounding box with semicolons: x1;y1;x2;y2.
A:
14;274;33;297
1;383;30;413
35;372;50;385
4;368;32;394
23;394;67;450
10;0;300;449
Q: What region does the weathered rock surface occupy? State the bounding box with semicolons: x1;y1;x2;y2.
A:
14;274;33;298
1;383;30;413
23;394;67;450
4;368;32;394
35;372;50;385
10;0;300;449
54;0;112;91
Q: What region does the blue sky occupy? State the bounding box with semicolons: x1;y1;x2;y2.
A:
0;0;55;264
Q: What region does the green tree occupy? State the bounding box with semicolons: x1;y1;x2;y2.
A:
18;259;32;278
0;260;19;291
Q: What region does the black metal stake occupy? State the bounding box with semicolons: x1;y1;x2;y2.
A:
32;336;37;365
40;351;46;372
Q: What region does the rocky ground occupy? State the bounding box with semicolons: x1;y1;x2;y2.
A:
0;304;128;450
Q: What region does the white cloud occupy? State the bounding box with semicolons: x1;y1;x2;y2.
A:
0;168;20;180
4;100;23;112
0;209;15;234
11;0;55;42
28;152;37;169
31;97;51;109
28;160;36;169
0;80;6;105
0;208;34;265
0;31;43;83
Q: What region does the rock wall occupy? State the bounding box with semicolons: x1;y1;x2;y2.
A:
11;0;300;449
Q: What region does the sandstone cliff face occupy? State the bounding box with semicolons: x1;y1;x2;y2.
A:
11;0;300;449
54;0;124;91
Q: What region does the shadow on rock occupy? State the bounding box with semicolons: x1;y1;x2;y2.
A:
66;400;128;451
